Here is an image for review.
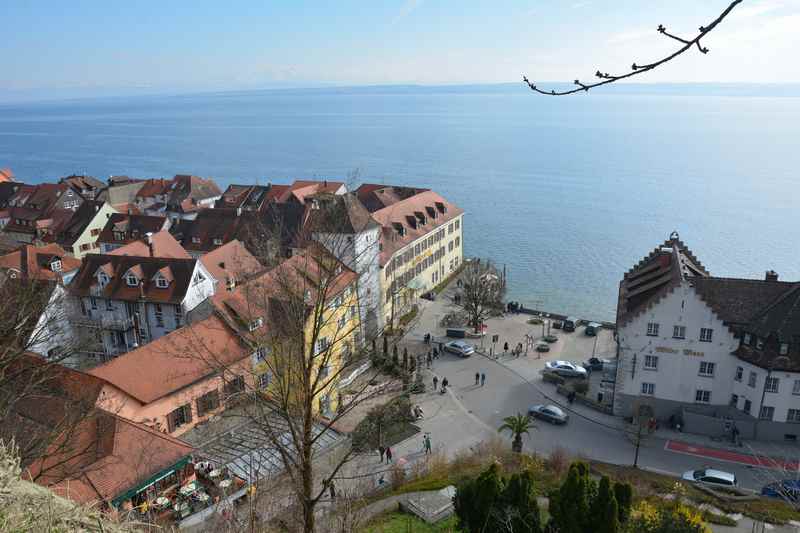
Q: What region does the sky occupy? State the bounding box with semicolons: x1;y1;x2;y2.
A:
1;0;798;101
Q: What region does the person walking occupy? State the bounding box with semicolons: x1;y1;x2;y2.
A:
426;352;432;368
328;480;336;500
424;434;432;455
379;445;385;462
433;375;439;391
480;372;486;387
475;372;480;386
441;377;449;392
503;341;509;354
385;446;393;463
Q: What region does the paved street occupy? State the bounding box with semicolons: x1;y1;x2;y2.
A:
405;287;798;493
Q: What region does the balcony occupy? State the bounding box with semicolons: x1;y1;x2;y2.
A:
73;314;135;331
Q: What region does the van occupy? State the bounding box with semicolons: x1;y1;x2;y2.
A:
562;317;578;332
585;322;602;336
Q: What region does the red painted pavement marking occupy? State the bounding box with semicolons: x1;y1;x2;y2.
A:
665;440;800;471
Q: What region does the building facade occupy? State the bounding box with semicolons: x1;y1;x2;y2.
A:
614;234;800;441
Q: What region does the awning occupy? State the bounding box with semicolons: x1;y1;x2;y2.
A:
111;455;192;507
406;278;425;291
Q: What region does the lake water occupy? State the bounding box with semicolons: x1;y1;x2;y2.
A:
1;84;799;321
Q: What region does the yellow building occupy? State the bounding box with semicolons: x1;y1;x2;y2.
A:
355;187;464;326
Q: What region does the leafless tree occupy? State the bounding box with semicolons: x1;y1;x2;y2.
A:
452;259;506;333
523;1;743;95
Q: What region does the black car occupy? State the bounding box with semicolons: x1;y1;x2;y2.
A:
583;357;611;371
528;404;569;424
421;291;436;301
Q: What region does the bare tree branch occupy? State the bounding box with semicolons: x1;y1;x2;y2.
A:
523;1;743;96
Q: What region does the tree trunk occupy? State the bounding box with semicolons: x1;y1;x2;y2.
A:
512;435;522;453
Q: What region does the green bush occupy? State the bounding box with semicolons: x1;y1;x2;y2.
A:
351;396;414;452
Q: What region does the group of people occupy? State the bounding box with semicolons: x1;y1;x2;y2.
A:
431;375;449;394
474;372;487;387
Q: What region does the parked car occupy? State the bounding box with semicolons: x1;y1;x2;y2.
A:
552;320;563;330
528;404;569;425
535;342;550;353
444;340;475;357
583;357;612;371
762;480;800;501
682;469;737;488
544;360;588;378
562;317;578;332
421;291;436;301
543;334;558;343
584;322;603;336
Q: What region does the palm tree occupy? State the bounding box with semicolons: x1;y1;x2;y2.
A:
498;413;534;453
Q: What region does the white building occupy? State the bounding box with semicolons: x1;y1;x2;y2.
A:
614;234;800;441
69;254;216;362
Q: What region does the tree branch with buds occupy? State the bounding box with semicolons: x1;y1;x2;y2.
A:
523;1;742;96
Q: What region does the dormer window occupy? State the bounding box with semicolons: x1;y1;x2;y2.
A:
249;317;263;331
192;272;206;286
780;343;789;355
744;333;751;345
126;274;139;287
213;238;223;245
392;223;405;237
98;272;109;287
192;237;201;244
435;201;447;214
51;259;62;272
304;289;312;303
756;338;764;350
156;277;169;288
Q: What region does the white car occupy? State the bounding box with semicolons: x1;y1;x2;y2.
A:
682;468;737;488
443;340;475;357
544;360;588;378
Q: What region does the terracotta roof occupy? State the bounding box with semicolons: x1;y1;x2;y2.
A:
200;239;263;291
134;178;172;199
216;184;271;211
44;411;194;505
166;175;222;213
0;243;81;281
274;180;345;204
97;213;169;245
108;230;191;259
690;277;796;326
97;180;146;206
59;175;104;198
89;315;249;403
304;192;379;235
617;236;709;327
369;189;463;266
0;168;14;182
354;184;429;213
70;254;199;304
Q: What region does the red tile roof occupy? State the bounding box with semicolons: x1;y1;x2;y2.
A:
108;230;191;259
0;243;81;281
88;315;249;403
97;213;168;245
134;178;172;199
0;168;14;182
200;239;263;291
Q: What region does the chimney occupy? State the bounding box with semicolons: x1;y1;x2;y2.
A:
145;232;154;257
765;270;779;282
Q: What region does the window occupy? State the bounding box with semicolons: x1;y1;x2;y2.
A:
125;274;138;287
318;365;330;379
748;372;757;388
193;272;206;286
448;223;453;234
765;377;780;393
455;219;460;230
646;322;659;336
780;343;789;355
756;338;764;350
699;361;715;377
51;260;62;272
644;355;658;370
90;297;97;310
695;390;711;404
641;382;655;395
315;337;329;354
175;305;182;327
248;317;263;331
223;375;245;398
254;346;269;361
700;328;713;342
156;277;168;288
744;333;751;345
793;380;800;395
98;272;109;286
734;366;743;381
455;236;461;247
155;304;164;327
106;299;114;311
192;236;201;244
788;409;800;423
213;238;223;245
338;316;346;330
196;390;220;417
729;394;738;407
448;241;453;252
672;325;685;339
759;406;775;421
258;372;272;389
743;399;752;414
167;404;192;432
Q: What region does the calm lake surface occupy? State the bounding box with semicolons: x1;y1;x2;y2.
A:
1;84;799;321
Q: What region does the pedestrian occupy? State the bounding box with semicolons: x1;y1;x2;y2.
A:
504;341;509;354
424;435;432;455
385;446;393;463
426;352;432;368
433;375;439;390
481;372;486;387
379;445;385;462
475;372;480;386
441;377;449;393
329;480;336;500
433;347;439;359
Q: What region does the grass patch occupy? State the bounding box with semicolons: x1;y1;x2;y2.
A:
399;305;419;326
527;318;543;325
360;511;458;532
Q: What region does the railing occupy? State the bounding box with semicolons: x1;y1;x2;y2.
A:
72;314;135;331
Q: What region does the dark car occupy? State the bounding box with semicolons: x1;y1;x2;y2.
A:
583;357;611;371
762;480;800;501
421;291;436;301
528;404;569;424
552;320;563;330
562;317;578;332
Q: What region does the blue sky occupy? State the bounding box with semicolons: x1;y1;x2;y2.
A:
2;0;798;100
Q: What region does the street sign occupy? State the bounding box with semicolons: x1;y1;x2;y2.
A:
492;334;499;343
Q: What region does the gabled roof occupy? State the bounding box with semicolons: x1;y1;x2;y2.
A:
134;178;172;199
97;213;168;245
89;315;249;403
369;189;463;266
54;200;112;247
108;230;191;259
97;179;146;206
617;235;709;327
166;174;222;213
200;239;263;290
70;254;199;304
59;175;104;197
273;179;345;205
216;184;271;211
304;192;379;235
690;277;795;326
0;243;81;281
354;184;430;213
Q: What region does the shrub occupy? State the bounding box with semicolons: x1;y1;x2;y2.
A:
573;381;589;395
351;396;414;451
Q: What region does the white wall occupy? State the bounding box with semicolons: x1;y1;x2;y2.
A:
731;360;800;423
181;261;216;312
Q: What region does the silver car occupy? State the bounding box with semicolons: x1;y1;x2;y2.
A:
528;404;569;424
444;340;474;357
544;360;588;378
682;468;737;488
